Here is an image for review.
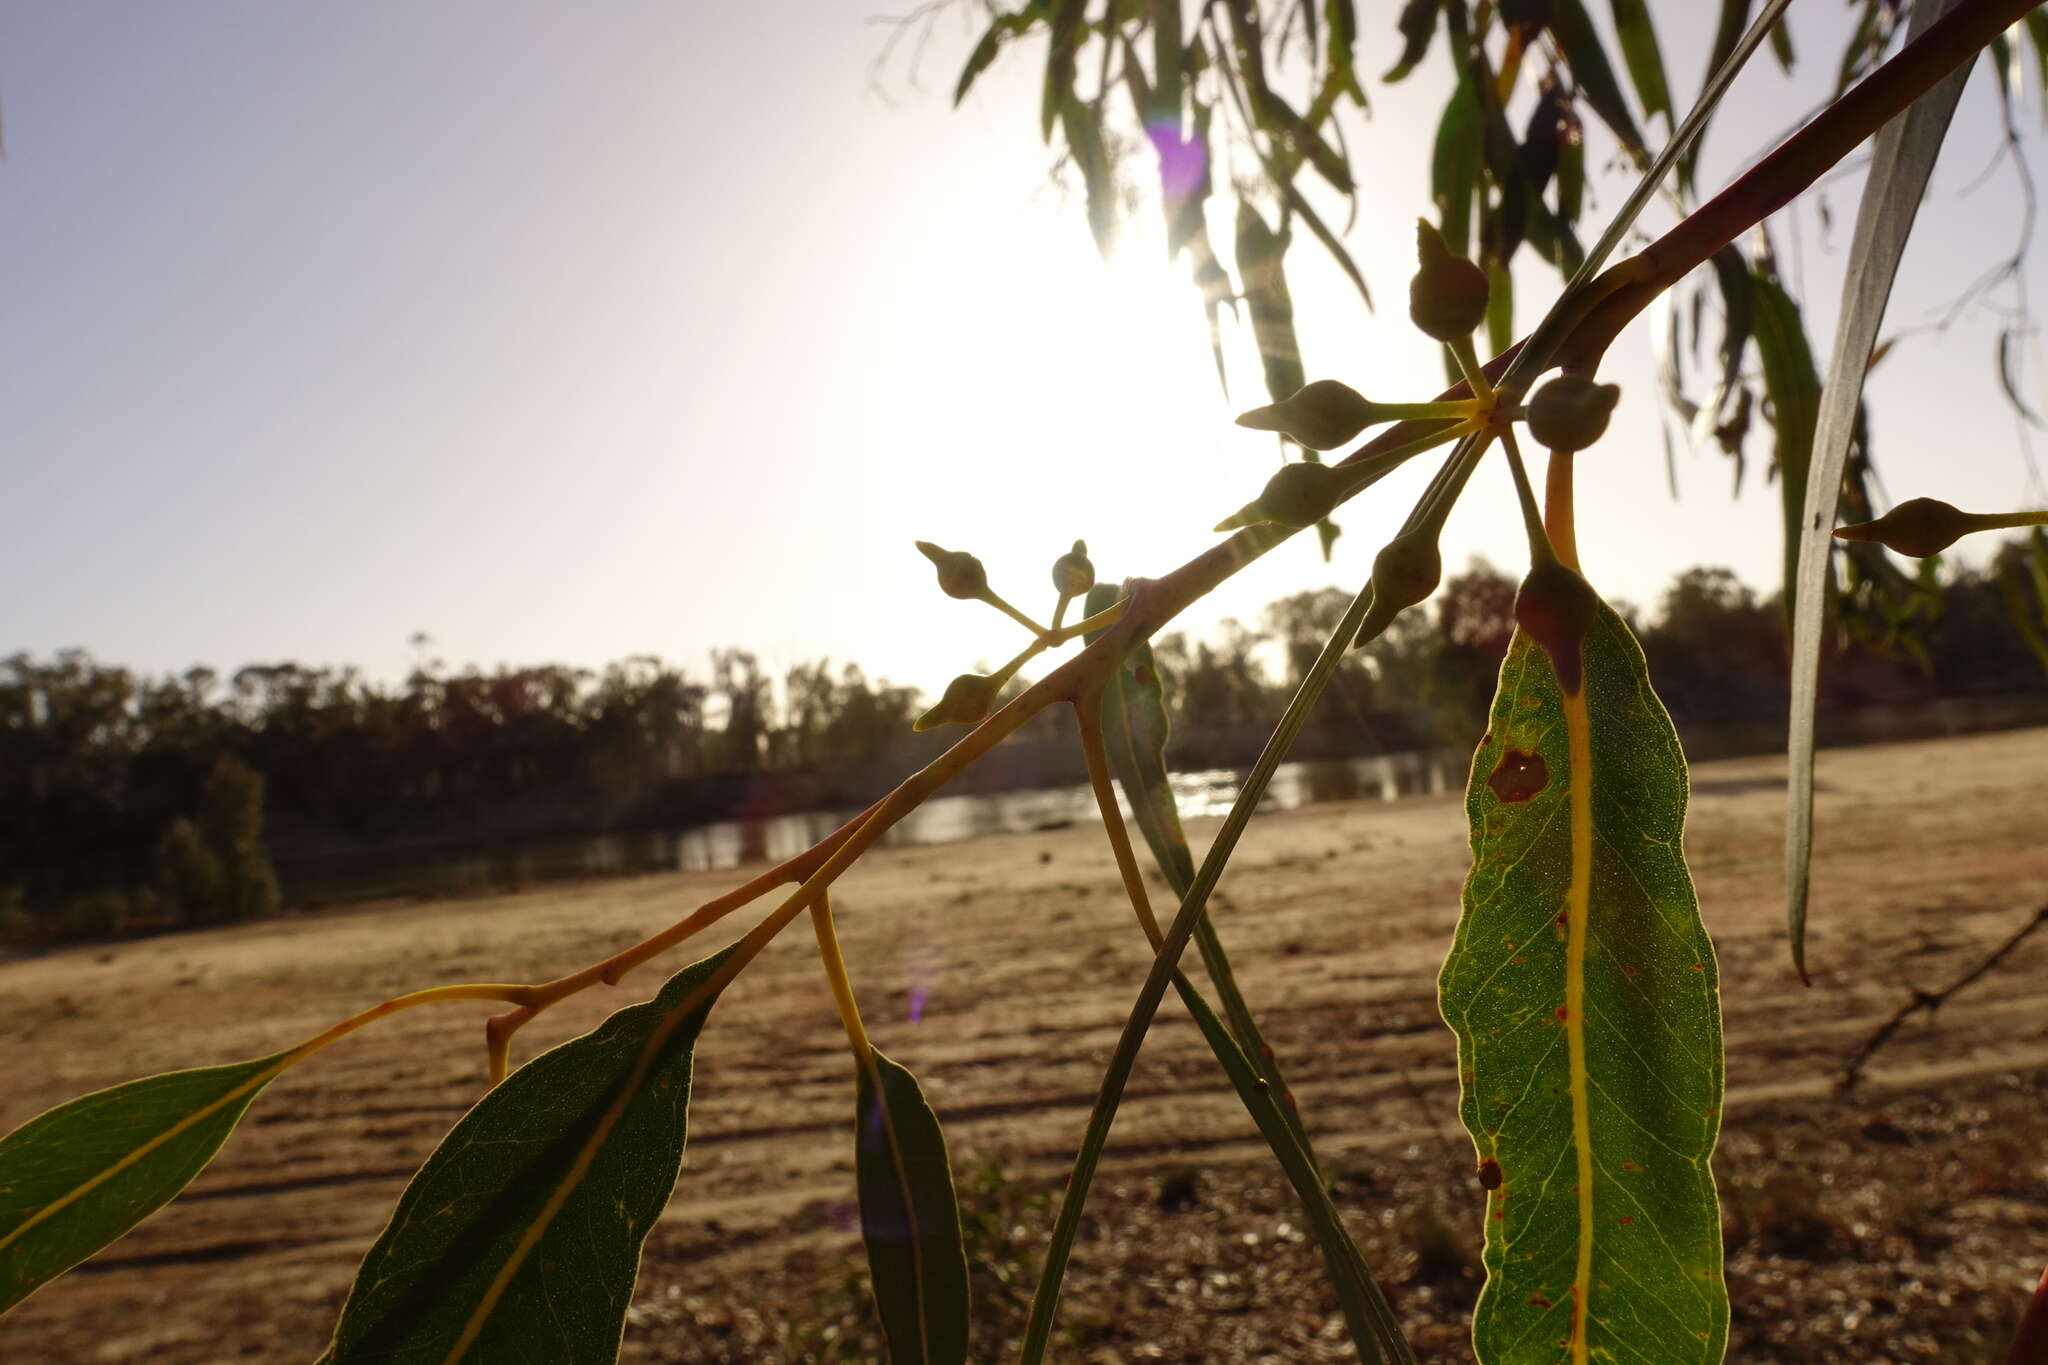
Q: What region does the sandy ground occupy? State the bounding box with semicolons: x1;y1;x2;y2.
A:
3;729;2047;1363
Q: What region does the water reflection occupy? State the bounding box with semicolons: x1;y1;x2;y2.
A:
284;750;1463;905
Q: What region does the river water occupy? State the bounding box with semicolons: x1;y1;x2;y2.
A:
283;750;1465;906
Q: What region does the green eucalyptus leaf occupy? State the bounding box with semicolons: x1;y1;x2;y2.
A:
855;1049;970;1365
1444;600;1727;1362
1556;119;1586;222
1768;8;1795;71
1041;0;1085;142
1150;0;1183;126
1708;245;1754;415
1608;0;1674;128
1234;202;1305;404
1325;0;1363;103
1431;74;1483;260
0;1050;294;1313
1681;0;1754;187
1748;269;1821;615
321;946;737;1364
1486;256;1514;358
1079;584;1410;1363
1786;0;1967;981
1547;0;1649;164
1384;0;1441;82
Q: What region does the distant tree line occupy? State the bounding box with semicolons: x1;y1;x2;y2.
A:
5;542;2044;942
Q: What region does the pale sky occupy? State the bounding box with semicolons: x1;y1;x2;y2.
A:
2;2;2042;699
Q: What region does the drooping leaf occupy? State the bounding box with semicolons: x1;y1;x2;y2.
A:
855;1049;969;1365
1234;201;1304;404
1041;0;1086;141
954;9;1039;108
1443;600;1726;1362
1547;0;1649;165
1325;0;1364;104
321;946;737;1364
1279;175;1374;310
1431;73;1483;260
1384;0;1441;82
1608;0;1675;128
1749;268;1821;612
1786;0;1968;981
1076;584;1412;1365
1680;0;1754;187
0;1050;293;1313
1833;0;1883;99
1709;245;1754;416
1058;91;1119;259
1150;0;1184;127
1768;8;1795;72
1556;114;1586;222
1486;255;1514;358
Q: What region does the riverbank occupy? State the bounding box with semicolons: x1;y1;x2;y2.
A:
3;728;2047;1361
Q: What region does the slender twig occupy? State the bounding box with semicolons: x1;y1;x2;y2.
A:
1838;903;2048;1090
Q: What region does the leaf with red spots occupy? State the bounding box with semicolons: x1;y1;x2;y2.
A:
1441;597;1726;1363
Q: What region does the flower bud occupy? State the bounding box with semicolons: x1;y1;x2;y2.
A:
915;540;989;600
1352;531;1443;647
914;672;999;731
1409;219;1489;343
1525;374;1621;451
1235;379;1377;451
1051;539;1095;596
1514;560;1601;693
1832;497;1973;558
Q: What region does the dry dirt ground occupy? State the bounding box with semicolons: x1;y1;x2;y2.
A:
4;729;2047;1364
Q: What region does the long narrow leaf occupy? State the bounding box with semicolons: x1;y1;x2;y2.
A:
1609;0;1675;128
0;1051;292;1313
321;946;736;1363
1444;600;1726;1361
1023;574;1420;1365
1750;270;1820;605
1081;582;1406;1361
855;1049;969;1365
1786;0;1969;981
1548;0;1649;164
